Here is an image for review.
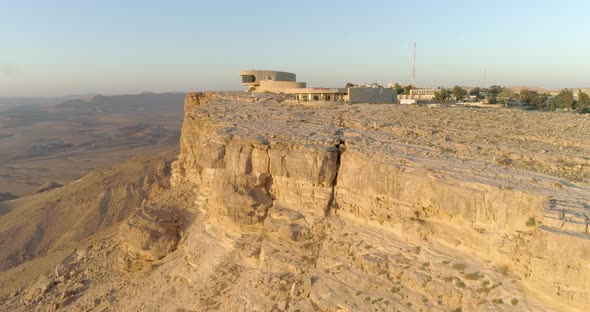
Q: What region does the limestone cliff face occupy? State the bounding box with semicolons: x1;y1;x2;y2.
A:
173;92;339;225
336;144;589;309
172;93;590;311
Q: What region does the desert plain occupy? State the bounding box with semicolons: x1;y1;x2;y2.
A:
0;93;184;197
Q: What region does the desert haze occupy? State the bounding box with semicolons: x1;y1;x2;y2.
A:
0;93;184;197
0;92;588;311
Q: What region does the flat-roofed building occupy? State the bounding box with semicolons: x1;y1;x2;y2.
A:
288;87;397;104
398;88;437;103
348;87;397;104
238;70;397;104
409;88;436;100
286;88;347;102
238;70;306;93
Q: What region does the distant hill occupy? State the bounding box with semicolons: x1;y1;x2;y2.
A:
507;86;590;94
507;86;555;93
0;97;60;112
55;92;185;113
0;94;97;110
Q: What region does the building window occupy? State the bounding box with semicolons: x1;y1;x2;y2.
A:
241;75;256;83
313;95;320;101
325;95;331;101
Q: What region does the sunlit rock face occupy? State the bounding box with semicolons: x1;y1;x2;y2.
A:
171;92;590;311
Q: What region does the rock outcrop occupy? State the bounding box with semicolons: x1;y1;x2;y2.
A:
173;92;339;225
118;204;182;271
170;92;590;311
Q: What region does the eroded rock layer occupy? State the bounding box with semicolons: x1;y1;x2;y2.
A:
171;93;590;311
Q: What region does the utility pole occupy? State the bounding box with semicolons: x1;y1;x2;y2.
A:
412;41;416;86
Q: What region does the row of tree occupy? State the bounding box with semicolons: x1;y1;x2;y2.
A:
398;84;515;104
519;89;590;112
419;84;590;113
448;85;514;103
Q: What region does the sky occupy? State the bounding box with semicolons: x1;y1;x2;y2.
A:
1;0;589;96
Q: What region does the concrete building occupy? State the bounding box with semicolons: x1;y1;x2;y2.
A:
239;70;306;93
348;87;397;104
287;87;396;104
398;88;436;103
286;88;347;102
238;70;396;104
409;88;436;100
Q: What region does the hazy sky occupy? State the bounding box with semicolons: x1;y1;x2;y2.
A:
1;0;589;96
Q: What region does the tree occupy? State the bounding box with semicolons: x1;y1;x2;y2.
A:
530;93;549;110
488;85;503;97
577;90;590;113
469;87;481;98
434;88;449;102
549;89;575;111
345;82;355;88
393;83;404;95
499;88;515;99
452;86;467;101
519;90;539;105
402;85;414;95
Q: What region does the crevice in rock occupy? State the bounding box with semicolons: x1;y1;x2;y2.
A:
256;147;274;223
325;138;345;217
256;176;274;223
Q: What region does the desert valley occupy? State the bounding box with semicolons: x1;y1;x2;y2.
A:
0;93;184;197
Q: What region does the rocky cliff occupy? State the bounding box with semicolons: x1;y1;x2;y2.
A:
170;93;590;311
1;92;588;311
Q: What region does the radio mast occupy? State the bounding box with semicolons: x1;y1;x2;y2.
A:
412;41;416;86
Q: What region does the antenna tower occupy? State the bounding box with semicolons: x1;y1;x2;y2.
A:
412;41;416;86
